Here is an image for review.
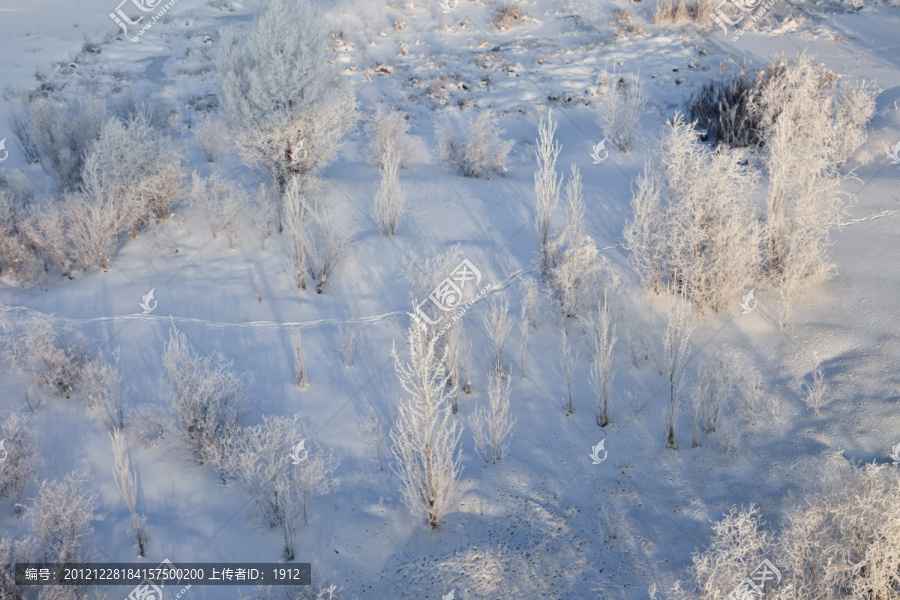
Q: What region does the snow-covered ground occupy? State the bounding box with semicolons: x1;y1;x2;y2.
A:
1;0;899;598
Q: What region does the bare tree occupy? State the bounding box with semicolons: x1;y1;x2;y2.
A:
290;329;308;388
390;315;462;529
162;326;246;464
483;294;514;375
80;348;125;431
0;412;41;516
109;429;147;556
556;328;578;416
663;289;695;449
534;111;563;278
355;408;385;471
588;295;616;427
469;367;516;464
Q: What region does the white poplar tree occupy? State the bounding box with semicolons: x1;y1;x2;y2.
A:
390;315;462;529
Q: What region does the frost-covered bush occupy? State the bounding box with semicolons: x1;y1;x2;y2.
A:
23;472;103;566
194;114;224;163
191;172;243;249
659;463;900;600
217;0;356;197
80;349;126;432
0;412;41;516
6;94;106;191
162;327;246;465
624;114;760;312
2;314;91;400
371;136;406;236
436;110;513;178
595;65;646;152
224;416;339;560
365;108;414;169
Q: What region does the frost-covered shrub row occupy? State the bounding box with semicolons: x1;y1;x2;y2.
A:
0;111;185;281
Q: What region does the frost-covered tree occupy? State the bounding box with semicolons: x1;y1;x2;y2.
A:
109;429;147;556
0;412;41;516
483;294;513;375
290;329;308;388
749;55;875;327
588;294;616;427
229;416;339;560
390;315;462;529
595;65;646;152
300;200;354;294
371;137;406;236
80;349;125;432
533;111;563;278
282;177;309;292
624;115;760;312
217;0;357;204
662;290;695;449
557;328;578;416
336;323;361;367
162;326;246;465
191;172;243;249
548;165;610;319
355;408;385;472
469;367;516;464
